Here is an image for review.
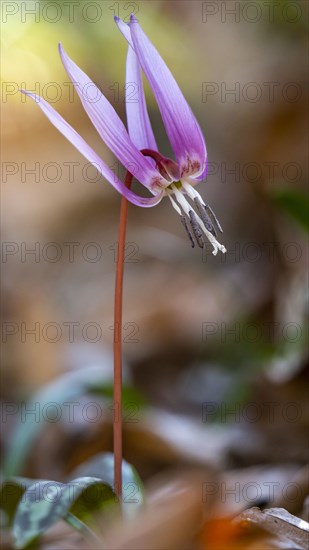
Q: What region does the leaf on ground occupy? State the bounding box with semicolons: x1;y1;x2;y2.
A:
12;476;115;549
0;478;35;526
234;506;309;549
69;452;144;518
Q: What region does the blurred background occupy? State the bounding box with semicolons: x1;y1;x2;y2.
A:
1;0;309;547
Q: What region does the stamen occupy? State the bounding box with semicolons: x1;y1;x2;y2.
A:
182;180;223;235
204;204;223;233
169;183;227;255
194;197;217;237
168;193;182;216
171;184;192;216
168;193;194;247
189;210;204;248
181;216;195;248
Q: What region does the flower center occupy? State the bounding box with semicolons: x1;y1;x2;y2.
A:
141;148;180;182
140;148;226;255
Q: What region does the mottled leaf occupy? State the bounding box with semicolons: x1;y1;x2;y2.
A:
0;478;34;527
70;452;144;518
12;476;115;549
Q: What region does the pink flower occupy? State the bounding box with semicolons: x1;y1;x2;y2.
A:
22;16;226;254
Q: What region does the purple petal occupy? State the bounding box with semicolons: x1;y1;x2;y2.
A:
115;16;207;178
126;46;157;151
126;46;158;151
58;44;165;191
21;91;163;208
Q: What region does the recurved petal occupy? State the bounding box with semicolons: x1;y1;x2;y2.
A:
58;44;165;191
115;16;207;179
126;46;157;151
21;91;163;207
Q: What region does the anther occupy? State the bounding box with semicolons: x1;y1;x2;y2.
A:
189;210;204;248
194;197;217;237
204;203;223;233
181;216;195;248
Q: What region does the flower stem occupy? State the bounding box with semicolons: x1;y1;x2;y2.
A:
113;169;132;503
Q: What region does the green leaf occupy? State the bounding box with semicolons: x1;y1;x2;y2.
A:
12;476;115;549
0;478;34;527
70;452;144;518
271;189;309;231
69;475;117;525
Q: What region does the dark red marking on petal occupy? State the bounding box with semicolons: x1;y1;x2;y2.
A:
181;157;201;178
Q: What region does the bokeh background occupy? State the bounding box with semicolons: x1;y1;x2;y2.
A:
1;0;309;546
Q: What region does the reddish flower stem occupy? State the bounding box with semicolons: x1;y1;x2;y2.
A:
113;169;132;503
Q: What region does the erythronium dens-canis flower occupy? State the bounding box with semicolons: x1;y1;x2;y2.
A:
22;15;226;255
